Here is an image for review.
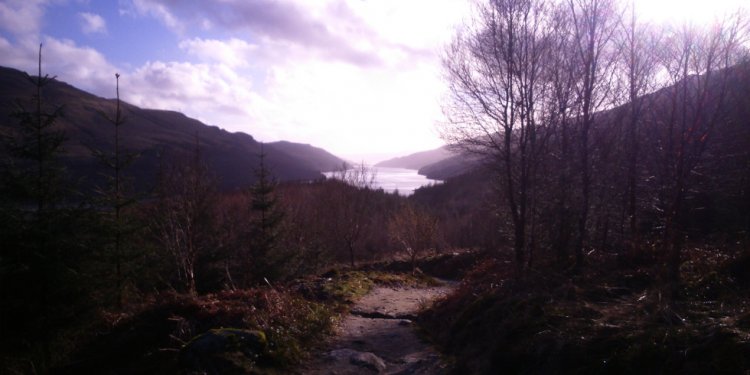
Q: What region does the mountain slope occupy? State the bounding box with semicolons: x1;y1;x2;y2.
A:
0;66;347;191
375;146;453;170
267;141;348;173
418;153;479;180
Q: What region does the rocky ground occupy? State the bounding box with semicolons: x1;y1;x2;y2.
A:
297;283;455;374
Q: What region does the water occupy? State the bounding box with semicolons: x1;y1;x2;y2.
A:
325;167;441;196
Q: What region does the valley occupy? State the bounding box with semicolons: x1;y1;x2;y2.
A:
1;0;750;373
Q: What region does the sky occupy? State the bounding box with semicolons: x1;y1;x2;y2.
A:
0;0;747;163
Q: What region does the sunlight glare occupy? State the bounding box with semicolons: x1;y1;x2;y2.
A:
633;0;748;25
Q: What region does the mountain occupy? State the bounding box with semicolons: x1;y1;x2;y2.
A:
375;146;454;170
418;153;479;180
0;66;347;192
267;141;349;172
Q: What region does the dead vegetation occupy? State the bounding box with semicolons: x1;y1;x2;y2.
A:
419;246;750;374
48;268;445;374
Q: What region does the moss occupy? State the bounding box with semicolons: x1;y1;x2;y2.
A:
368;270;443;287
179;328;268;373
322;271;375;304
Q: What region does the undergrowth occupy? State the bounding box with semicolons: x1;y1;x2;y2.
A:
50;268;441;374
52;287;333;374
419;246;750;374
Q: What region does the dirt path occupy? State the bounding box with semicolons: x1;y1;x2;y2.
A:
297;283;455;374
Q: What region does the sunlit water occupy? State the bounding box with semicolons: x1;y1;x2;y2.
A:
324;167;442;196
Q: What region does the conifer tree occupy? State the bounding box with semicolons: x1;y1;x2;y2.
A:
247;143;285;284
0;43;88;371
91;73;139;306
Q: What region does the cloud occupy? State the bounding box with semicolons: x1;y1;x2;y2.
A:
0;35;37;68
0;35;119;99
123;60;265;131
96;1;467;155
42;37;117;92
0;0;48;38
251;58;447;155
0;34;268;142
126;0;182;32
79;12;107;35
124;0;382;66
178;38;258;68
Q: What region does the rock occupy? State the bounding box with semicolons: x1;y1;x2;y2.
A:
351;351;388;372
179;328;267;374
327;349;387;373
390;352;448;375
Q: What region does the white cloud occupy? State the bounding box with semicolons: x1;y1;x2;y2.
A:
123;0;383;66
123;60;265;130
132;0;468;155
126;0;185;34
0;0;48;37
0;35;37;69
0;36;117;95
178;38;258;68
79;12;107;35
242;55;447;156
41;37;117;92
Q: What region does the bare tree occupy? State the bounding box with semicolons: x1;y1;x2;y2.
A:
650;13;748;286
329;162;376;267
442;0;555;271
331;161;376;189
615;2;662;256
566;0;621;269
151;138;217;295
543;4;579;263
388;203;438;271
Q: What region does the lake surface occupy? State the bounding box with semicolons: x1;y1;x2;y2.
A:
325;167;441;196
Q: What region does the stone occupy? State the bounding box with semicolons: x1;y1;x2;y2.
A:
179;328;267;374
327;349;387;373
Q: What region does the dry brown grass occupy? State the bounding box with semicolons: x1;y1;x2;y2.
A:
419;246;750;374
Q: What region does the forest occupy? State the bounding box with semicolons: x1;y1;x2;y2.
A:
1;0;750;373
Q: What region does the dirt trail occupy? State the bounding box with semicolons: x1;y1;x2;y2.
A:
298;283;455;374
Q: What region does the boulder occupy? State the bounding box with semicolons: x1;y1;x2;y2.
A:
327;348;387;373
179;328;267;374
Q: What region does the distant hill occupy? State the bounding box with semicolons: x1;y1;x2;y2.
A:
418;153;479;180
267;141;349;173
0;66;347;192
375;146;453;170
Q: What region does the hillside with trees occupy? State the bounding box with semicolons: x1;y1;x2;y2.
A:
0;66;347;192
413;0;750;372
375;146;454;169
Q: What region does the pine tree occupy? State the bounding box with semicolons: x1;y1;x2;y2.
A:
90;73;140;307
247;143;285;284
0;44;91;371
